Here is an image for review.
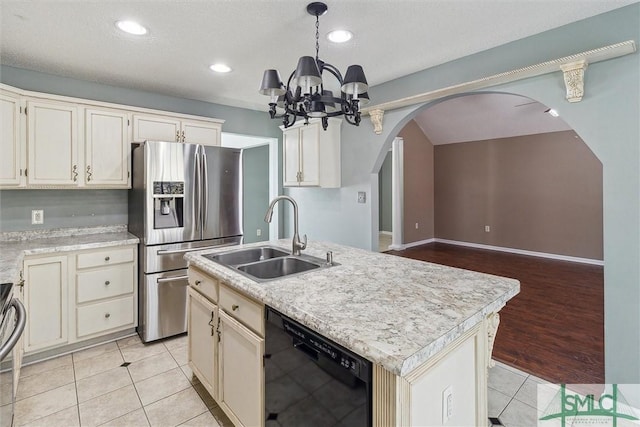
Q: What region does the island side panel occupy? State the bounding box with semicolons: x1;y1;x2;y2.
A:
372;316;492;426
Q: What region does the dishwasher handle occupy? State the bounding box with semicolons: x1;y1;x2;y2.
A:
0;299;26;360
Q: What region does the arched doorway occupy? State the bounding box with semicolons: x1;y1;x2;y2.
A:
375;92;604;383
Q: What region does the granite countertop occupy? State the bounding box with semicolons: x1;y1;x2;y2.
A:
0;225;139;285
185;239;520;377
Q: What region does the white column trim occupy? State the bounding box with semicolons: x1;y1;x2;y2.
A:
390;138;404;250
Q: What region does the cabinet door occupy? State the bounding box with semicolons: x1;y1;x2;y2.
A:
0;92;24;187
218;310;264;427
132;114;181;142
27;100;78;185
85;108;130;187
181;120;220;146
282;128;301;187
188;287;218;399
23;256;69;352
298;122;320;186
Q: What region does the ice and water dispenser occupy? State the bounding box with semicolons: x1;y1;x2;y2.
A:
153;181;184;229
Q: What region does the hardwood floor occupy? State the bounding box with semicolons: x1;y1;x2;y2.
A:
386;242;604;384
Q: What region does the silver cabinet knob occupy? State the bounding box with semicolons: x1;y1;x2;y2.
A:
232;304;239;311
105;256;110;261
105;313;111;318
105;280;110;285
195;280;201;286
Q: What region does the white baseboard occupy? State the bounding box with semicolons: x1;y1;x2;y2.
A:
434;238;604;266
392;238;436;251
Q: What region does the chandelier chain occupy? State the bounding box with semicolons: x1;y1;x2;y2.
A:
315;14;320;61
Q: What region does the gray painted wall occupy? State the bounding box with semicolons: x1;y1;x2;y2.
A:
288;4;640;384
242;145;270;244
378;152;392;232
0;190;127;231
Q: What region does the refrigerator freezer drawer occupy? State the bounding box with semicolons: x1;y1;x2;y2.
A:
139;270;189;342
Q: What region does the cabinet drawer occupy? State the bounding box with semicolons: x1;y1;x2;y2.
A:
77;263;135;303
188;267;218;303
77;296;134;337
219;284;264;337
77;246;135;269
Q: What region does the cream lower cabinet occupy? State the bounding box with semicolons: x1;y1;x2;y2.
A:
22;255;69;353
218;310;264;427
187;267;264;427
188;286;218;399
20;244;137;356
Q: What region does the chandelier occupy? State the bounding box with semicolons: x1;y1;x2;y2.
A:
258;2;369;131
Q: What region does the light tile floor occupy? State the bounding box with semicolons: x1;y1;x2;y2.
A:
10;335;544;427
10;334;233;427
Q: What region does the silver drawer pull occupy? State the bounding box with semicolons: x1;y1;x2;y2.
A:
104;256;110;261
105;281;110;285
157;275;189;284
195;280;201;286
105;313;111;319
232;304;239;311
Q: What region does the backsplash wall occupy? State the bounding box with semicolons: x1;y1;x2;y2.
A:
0;190;128;232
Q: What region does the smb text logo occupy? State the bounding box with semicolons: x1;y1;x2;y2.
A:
539;384;639;426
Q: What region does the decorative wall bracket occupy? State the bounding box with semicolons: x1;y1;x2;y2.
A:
486;311;501;370
369;109;384;135
560;60;588;103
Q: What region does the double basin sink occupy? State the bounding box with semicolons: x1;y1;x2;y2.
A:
203;246;335;282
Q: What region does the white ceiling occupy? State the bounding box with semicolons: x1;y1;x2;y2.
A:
0;1;633;142
414;93;572;145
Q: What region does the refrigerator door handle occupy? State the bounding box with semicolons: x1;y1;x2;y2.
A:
193;149;201;232
201;149;209;232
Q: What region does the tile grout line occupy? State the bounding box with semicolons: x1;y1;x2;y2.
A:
120;342;152;427
72;352;81;427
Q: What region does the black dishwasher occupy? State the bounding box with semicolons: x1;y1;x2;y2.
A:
264;306;372;427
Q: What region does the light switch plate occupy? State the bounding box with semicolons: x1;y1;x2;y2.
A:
32;209;44;225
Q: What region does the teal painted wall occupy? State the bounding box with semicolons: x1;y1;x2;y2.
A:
289;4;640;384
378;152;392;232
242;145;270;244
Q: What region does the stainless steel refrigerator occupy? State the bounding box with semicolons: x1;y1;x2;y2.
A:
129;140;243;342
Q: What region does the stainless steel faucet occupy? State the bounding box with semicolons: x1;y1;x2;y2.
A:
264;195;307;256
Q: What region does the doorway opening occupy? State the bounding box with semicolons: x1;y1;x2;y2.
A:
221;132;279;242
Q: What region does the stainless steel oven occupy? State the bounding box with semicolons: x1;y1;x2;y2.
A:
264;307;372;427
1;284;26;427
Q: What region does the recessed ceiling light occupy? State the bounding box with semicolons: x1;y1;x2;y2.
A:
327;30;353;43
209;63;232;73
116;20;148;35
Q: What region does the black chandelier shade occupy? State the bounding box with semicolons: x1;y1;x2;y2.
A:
258;2;369;130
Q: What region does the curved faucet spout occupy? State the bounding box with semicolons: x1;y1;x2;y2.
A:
264;195;307;256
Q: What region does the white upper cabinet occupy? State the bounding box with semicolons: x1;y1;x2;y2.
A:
0;83;224;189
181;120;220;146
85;108;131;187
133;114;221;146
281;118;341;188
0;90;25;187
27;100;79;186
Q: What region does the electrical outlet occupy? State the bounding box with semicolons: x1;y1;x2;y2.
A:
31;209;44;225
485;225;491;232
357;191;366;203
442;385;453;423
415;222;419;229
256;228;262;237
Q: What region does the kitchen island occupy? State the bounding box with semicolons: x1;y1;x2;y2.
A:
185;239;519;427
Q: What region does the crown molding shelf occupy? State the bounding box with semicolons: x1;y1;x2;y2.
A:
362;40;637;134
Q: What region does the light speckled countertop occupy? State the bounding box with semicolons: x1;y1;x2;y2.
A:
185;239;520;377
0;225;139;285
